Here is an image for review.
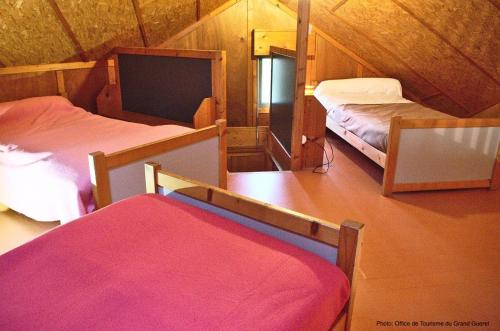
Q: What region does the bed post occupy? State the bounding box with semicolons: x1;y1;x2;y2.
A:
88;152;112;208
145;162;161;194
337;220;364;331
382;116;403;196
216;119;228;189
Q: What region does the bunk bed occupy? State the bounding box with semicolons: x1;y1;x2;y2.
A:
313;78;500;195
0;48;228;222
0;165;364;331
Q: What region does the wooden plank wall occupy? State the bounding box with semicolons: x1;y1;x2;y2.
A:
161;0;296;126
0;66;109;114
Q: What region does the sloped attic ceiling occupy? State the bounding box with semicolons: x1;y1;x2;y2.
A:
0;0;226;64
0;0;498;117
279;0;499;117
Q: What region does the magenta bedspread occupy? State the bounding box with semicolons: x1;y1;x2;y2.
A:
0;96;192;223
0;194;349;330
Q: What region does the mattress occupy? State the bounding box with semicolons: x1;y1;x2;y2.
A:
314;85;454;152
0;194;350;331
0;96;193;223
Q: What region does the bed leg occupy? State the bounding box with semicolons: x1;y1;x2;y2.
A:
145;162;161;194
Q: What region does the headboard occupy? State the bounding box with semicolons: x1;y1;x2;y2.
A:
0;60;111;113
97;47;226;128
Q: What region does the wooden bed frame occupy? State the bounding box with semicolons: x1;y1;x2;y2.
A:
144;163;364;331
89;119;227;209
97;47;226;128
325;111;500;195
0;57;228;221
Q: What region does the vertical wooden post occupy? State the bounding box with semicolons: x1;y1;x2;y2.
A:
216;119;228;189
290;0;310;170
338;220;364;331
145;162;161;194
212;51;227;120
55;70;68;98
88;152;112;208
382;116;403;196
107;59;116;85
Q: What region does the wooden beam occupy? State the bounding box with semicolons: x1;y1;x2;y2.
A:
329;0;349;14
0;60;107;76
131;0;150;47
247;0;255;126
47;0;88;61
290;0;310;170
196;0;201;21
391;0;499;85
486;0;500;11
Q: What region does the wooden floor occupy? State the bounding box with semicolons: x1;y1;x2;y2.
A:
1;133;499;330
228;134;500;331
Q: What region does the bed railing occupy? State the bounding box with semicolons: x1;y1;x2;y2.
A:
89;120;227;209
383;117;500;195
144;163;364;331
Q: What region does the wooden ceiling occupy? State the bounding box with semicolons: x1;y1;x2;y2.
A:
0;0;498;117
279;0;499;117
0;0;226;65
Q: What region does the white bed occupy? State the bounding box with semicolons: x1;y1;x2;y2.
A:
0;96;207;223
313;78;500;194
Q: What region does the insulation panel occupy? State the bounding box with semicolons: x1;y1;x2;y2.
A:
55;0;143;59
0;1;75;65
139;0;196;46
200;0;228;17
396;0;500;82
335;0;499;114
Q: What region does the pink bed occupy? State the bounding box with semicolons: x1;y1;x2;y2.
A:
0;96;192;223
0;194;349;330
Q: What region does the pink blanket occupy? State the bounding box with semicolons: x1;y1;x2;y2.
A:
0;194;349;330
0;96;192;223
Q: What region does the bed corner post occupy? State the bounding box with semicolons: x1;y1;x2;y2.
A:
88;152;112;209
382;116;403;196
145;162;161;194
216;119;228;189
338;220;364;331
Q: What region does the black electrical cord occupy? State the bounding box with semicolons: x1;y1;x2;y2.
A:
310;136;334;174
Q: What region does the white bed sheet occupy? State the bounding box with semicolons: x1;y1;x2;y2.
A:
0;96;193;223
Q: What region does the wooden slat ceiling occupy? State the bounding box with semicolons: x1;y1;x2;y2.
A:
281;0;499;116
0;0;498;117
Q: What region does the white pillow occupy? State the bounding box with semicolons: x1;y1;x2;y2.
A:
315;78;403;97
